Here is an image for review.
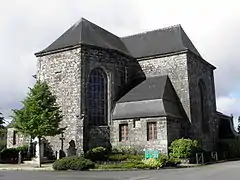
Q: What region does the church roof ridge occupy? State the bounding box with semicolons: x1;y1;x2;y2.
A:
121;24;181;39
35;17;131;57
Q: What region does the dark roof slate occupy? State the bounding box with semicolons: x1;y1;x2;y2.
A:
121;25;201;59
117;76;167;103
35;18;131;56
113;75;186;119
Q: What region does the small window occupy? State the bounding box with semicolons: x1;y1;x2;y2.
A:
119;124;128;141
13;131;17;145
147;122;157;141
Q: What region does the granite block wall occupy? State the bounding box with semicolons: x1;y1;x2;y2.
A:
110;117;168;154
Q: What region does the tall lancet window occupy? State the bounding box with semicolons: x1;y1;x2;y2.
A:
86;68;108;126
198;79;209;133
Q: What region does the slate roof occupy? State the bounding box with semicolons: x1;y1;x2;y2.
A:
113;76;186;119
35;18;202;59
35;18;131;56
121;25;201;59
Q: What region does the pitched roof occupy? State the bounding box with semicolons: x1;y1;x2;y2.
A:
35;18;131;56
113;76;186;119
121;25;201;59
117;75;167;103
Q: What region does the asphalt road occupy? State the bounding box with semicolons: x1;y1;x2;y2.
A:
0;161;240;180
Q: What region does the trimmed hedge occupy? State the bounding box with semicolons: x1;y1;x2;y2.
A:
108;154;143;162
52;156;95;171
0;145;28;163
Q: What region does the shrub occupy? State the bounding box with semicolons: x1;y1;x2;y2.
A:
52;156;95;171
142;158;163;169
111;146;139;155
96;161;148;169
84;147;108;162
169;138;200;159
158;154;180;167
0;145;29;163
108;154;143;162
158;154;168;166
166;156;181;166
16;145;28;159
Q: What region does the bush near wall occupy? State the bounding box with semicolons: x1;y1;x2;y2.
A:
169;138;200;159
84;147;108;162
0;145;28;163
52;156;95;170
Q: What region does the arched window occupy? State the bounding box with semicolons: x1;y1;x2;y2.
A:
86;68;108;126
198;79;209;133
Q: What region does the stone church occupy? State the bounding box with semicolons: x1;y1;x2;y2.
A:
7;18;238;156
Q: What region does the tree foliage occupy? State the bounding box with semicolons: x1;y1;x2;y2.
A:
0;112;6;137
12;80;65;138
238;116;240;133
0;112;4;129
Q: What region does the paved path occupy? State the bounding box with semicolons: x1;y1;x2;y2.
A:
0;161;240;180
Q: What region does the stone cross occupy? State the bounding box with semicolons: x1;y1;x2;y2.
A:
59;133;65;151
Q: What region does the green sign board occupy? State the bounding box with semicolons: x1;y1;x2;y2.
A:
144;149;159;159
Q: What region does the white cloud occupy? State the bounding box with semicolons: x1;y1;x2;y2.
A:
217;96;240;128
0;0;240;119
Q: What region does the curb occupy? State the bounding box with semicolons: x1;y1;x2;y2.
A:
0;167;54;171
89;165;203;171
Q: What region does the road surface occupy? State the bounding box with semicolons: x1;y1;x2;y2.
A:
0;161;239;180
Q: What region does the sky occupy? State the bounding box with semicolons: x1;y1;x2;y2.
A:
0;0;240;127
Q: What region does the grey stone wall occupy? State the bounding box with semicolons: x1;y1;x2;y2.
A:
167;118;185;144
80;45;145;151
81;45;145;114
37;48;83;155
36;45;145;154
88;126;110;150
139;52;218;151
187;52;218;150
139;54;191;121
7;128;29;148
110;117;168;154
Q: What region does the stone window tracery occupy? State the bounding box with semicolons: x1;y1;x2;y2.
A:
86;68;107;126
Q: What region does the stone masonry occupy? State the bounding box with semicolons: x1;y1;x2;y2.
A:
7;18;223;156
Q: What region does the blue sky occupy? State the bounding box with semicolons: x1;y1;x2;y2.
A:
0;0;240;128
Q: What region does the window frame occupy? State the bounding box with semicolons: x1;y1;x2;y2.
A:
86;68;108;126
147;122;157;141
13;130;17;145
119;124;129;142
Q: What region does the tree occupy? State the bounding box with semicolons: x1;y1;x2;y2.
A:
0;112;5;137
0;112;4;129
238;116;240;133
12;81;65;167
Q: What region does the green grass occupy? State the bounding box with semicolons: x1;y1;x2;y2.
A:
96;161;149;169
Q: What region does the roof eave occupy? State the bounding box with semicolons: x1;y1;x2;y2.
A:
34;44;82;57
187;50;216;70
136;50;189;61
35;43;133;58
